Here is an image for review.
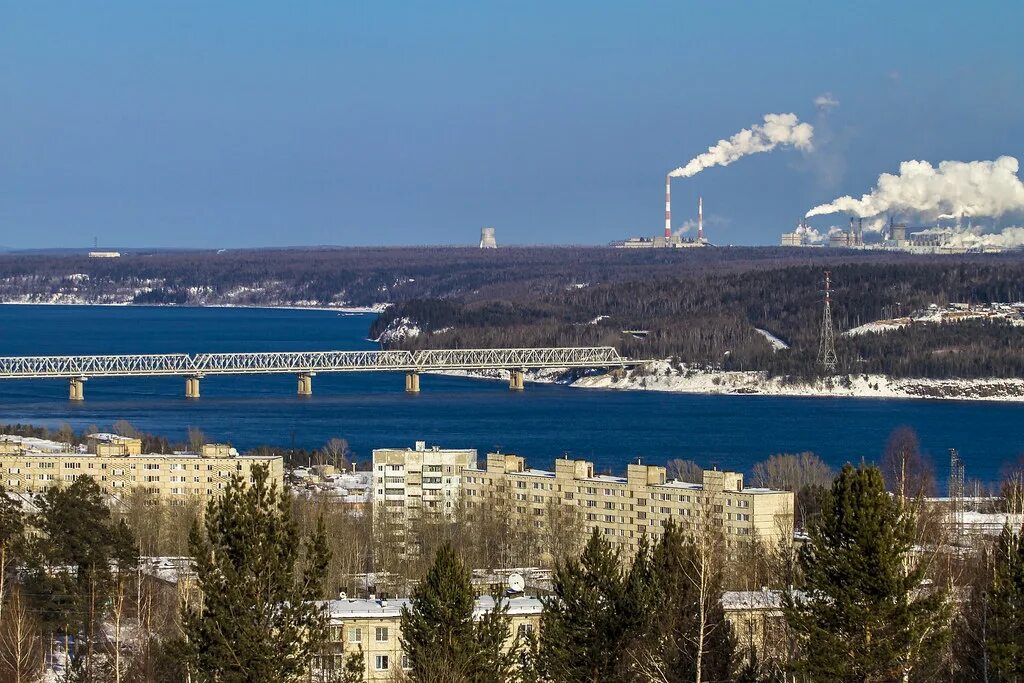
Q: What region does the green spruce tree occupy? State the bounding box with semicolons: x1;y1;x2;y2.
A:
785;464;949;682
0;483;25;623
183;464;331;683
985;523;1024;681
540;529;635;683
23;476;137;680
400;542;518;682
630;521;736;682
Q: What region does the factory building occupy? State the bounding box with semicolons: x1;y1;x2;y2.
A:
0;433;283;503
613;178;709;248
462;453;793;559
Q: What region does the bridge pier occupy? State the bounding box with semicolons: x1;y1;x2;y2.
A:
297;372;314;396
405;371;420;393
68;377;85;401
185;376;201;399
509;369;525;391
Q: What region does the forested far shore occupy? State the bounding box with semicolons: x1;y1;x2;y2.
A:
373;260;1024;380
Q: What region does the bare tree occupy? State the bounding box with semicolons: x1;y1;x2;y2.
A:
0;587;44;683
113;419;140;438
882;427;937;503
752;452;834;529
187;426;206;453
666;459;704;483
319;438;352;471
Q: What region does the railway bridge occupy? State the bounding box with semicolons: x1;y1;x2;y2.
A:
0;347;630;400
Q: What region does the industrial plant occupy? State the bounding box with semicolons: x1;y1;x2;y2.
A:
780;217;1014;253
479;226;497;249
613;176;710;249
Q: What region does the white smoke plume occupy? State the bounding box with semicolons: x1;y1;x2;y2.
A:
669;113;814;179
806;156;1024;220
673;219;696;237
793;222;826;243
937;226;1024;250
814;93;840;111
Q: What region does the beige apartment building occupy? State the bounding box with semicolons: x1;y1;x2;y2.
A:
462;453;794;557
0;433;283;504
372;441;478;519
317;595;541;682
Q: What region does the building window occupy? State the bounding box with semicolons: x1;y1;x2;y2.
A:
375;627;389;642
401;654;411;670
348;627;362;643
517;623;534;637
375;655;389;671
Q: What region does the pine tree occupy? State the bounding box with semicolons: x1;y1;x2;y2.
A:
0;483;25;624
23;476;137;680
540;529;634;683
629;522;736;683
183;464;331;683
400;542;518;682
785;464;949;682
985;523;1024;680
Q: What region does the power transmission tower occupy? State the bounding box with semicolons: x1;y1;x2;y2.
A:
817;270;838;373
948;448;965;545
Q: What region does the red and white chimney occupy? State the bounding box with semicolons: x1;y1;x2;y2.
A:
664;175;672;239
697;196;704;241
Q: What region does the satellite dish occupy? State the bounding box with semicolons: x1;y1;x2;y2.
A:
507;573;525;594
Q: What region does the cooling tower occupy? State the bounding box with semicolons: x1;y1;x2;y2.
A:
479;227;497;249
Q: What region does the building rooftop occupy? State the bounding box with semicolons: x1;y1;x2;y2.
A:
323;595;543;620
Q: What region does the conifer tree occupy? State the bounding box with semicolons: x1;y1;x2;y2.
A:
785;464;949;682
540;529;634;683
400;542;518;682
985;523;1024;680
0;483;25;624
183;464;331;683
628;522;736;683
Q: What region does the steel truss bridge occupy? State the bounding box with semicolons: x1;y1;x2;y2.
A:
0;347;630;399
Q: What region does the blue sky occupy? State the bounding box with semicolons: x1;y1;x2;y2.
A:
2;1;1022;248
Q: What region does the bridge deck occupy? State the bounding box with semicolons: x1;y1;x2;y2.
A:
0;347;627;379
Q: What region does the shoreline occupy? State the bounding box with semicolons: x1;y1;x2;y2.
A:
0;300;391;314
426;364;1024;404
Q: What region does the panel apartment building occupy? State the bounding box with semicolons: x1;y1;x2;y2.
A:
462;453;794;556
318;595;541;682
372;441;478;519
0;433;283;504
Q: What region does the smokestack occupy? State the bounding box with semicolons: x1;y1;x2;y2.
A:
698;196;704;241
664;175;672;239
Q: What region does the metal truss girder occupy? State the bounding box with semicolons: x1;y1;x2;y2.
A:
0;347;626;379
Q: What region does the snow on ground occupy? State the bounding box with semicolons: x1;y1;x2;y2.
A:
588;315;609;325
754;328;789;351
375;317;421;344
432;360;1024;402
845;302;1024;336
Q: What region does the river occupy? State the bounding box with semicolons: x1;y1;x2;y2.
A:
0;305;1021;485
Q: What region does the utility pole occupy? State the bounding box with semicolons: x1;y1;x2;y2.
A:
817;270;838;373
948;448;965;546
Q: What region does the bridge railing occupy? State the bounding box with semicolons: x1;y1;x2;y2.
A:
0;346;627;379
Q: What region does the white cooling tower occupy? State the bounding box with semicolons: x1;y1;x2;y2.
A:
479;227;497;249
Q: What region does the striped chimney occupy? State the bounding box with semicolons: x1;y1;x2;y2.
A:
665;175;672;239
698;196;704;241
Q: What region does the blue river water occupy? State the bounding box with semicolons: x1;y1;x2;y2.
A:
0;305;1021;485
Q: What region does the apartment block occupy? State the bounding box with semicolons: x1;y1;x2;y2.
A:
372;441;478;519
0;433;283;504
317;595;541;682
462;453;794;557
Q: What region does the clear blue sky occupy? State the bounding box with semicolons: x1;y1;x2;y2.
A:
2;1;1022;248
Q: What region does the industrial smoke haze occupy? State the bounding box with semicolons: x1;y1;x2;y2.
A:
806;156;1024;220
668;113;814;179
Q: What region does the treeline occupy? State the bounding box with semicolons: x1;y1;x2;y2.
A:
2;246;1020;309
375;260;1024;379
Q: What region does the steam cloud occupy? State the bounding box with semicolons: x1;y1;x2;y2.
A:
669;113;814;179
814;93;840;111
806;156;1024;220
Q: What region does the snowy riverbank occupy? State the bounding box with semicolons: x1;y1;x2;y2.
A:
429;361;1024;403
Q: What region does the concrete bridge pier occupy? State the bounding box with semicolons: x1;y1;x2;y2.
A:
509;369;525;391
405;371;421;393
297;372;314;396
185;375;201;399
69;377;86;401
